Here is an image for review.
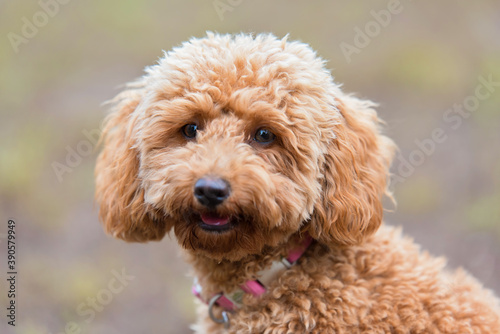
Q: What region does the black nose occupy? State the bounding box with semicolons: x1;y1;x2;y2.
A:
194;177;230;207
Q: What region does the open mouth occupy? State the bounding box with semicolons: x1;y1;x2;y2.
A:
198;212;233;232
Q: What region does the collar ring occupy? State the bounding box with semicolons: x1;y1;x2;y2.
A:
208;293;230;329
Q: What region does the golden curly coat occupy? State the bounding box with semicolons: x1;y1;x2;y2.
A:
95;33;500;333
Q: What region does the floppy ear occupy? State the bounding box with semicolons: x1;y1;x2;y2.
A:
95;85;169;242
308;95;395;246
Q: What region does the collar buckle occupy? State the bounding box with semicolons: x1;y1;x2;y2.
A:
281;257;293;268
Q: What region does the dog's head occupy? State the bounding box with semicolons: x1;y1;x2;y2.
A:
95;33;395;261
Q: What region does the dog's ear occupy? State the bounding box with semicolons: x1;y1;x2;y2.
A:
308;95;395;246
95;85;169;242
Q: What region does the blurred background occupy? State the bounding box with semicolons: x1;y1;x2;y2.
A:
1;1;499;333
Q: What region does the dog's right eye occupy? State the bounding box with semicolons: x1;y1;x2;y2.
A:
254;128;276;144
181;124;198;139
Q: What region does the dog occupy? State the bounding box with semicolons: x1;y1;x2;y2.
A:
95;33;500;333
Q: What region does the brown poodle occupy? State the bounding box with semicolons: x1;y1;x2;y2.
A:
95;33;500;333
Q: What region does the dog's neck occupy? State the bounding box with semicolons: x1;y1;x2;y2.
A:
186;232;308;299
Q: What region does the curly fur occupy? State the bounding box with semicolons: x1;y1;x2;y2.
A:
95;32;500;333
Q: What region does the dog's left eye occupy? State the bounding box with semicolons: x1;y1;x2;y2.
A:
254;128;276;144
181;124;198;139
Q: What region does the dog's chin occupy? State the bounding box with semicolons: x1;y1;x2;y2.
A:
172;210;273;261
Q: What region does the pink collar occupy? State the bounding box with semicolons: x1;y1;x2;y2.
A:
192;234;313;327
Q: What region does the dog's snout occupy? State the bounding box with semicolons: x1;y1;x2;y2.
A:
194;177;230;207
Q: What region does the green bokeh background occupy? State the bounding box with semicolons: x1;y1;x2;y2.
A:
1;1;499;333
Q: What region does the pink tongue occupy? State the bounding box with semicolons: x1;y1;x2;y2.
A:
201;213;230;226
